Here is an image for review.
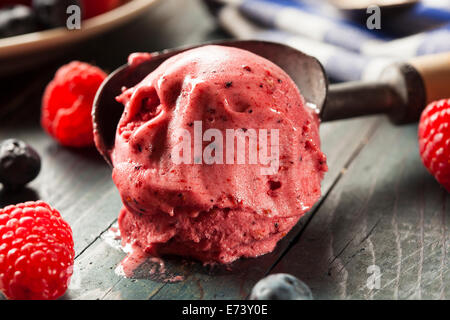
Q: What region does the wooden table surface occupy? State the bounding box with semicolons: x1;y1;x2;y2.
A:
0;0;448;300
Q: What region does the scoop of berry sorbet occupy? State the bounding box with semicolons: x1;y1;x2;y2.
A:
108;45;327;264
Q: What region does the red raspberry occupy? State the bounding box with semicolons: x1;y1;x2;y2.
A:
82;0;121;19
41;61;107;147
418;98;450;192
0;201;74;300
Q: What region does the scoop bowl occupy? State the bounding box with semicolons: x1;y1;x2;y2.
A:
92;40;328;166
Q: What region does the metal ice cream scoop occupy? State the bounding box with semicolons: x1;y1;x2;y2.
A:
93;40;450;165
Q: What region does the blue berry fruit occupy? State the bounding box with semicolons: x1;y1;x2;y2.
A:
0;139;41;190
0;5;37;38
250;273;313;300
32;0;82;28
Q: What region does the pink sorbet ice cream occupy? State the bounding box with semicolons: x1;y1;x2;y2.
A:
110;45;327;264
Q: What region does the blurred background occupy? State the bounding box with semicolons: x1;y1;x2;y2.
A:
0;0;449;118
1;0;449;301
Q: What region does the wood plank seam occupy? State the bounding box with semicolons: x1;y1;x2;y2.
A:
75;218;119;260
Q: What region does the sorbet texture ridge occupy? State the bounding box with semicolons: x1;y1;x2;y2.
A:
106;45;327;264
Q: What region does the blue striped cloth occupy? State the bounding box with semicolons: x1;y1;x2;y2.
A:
206;0;450;82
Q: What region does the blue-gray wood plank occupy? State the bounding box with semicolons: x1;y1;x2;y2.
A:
271;120;449;299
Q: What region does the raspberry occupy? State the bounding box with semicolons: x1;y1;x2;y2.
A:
41;61;107;147
82;0;120;19
0;201;74;300
418;98;450;192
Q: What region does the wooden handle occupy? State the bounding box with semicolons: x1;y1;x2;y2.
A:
409;53;450;104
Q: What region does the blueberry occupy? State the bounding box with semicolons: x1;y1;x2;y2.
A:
32;0;82;28
249;273;313;300
0;139;41;190
0;5;37;38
